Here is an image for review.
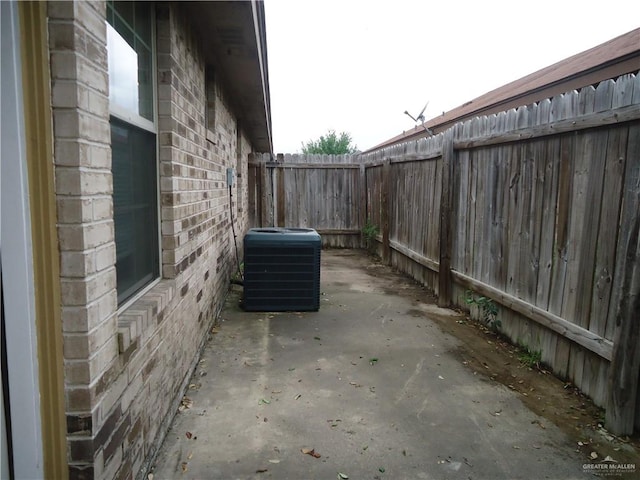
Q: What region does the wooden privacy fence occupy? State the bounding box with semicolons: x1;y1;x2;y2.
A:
248;153;365;247
249;73;640;435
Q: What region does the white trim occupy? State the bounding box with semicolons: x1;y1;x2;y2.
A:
109;103;156;133
0;2;45;477
151;5;162;293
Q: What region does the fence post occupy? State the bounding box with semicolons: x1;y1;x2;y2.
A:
359;162;366;248
438;128;455;307
248;153;256;227
606;192;640;435
382;158;391;264
259;156;269;227
276;153;285;227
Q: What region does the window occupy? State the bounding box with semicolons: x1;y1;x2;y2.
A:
107;1;159;305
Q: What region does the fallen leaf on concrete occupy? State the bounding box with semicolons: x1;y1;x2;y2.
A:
179;397;194;411
185;432;193;439
438;375;444;380
379;467;385;473
181;462;188;472
256;468;268;473
294;394;302;400
314;336;321;340
369;358;378;365
338;473;349;479
531;420;546;429
259;398;271;405
268;459;280;464
590;451;598;460
301;448;321;458
148;475;154;480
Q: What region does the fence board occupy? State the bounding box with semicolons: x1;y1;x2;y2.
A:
536;104;560;368
605;116;640;434
248;159;258;227
590;124;628;339
535;99;557;312
466;149;477;279
438;128;455;306
453;151;469;275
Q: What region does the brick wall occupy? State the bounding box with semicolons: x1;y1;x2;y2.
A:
48;2;255;479
236;130;253;251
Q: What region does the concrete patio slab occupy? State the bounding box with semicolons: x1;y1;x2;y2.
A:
150;250;596;480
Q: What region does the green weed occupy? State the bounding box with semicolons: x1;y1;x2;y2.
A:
464;290;501;332
518;347;542;369
362;219;379;250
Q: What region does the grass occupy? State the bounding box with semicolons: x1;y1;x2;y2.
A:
518;347;542;369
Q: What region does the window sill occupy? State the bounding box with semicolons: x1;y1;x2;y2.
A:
206;129;216;145
117;279;177;354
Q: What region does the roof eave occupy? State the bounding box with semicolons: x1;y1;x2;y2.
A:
184;1;273;153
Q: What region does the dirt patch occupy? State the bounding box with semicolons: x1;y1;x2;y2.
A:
359;252;640;466
435;314;640;466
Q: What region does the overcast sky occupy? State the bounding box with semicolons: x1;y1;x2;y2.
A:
264;0;639;153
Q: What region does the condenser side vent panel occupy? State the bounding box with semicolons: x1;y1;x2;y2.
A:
243;228;321;311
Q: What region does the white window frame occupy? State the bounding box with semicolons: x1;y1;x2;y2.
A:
106;1;162;310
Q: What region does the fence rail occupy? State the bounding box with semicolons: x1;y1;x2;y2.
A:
249;72;640;435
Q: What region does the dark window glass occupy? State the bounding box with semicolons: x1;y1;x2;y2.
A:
111;117;159;304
